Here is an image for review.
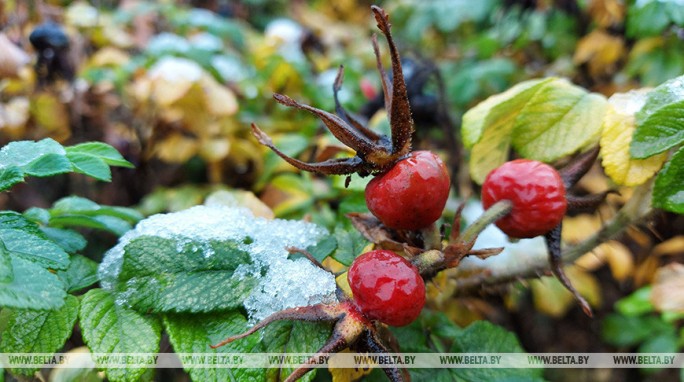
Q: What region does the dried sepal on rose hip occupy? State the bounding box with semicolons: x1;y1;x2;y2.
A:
211;248;424;382
251;5;414;177
480;148;612;317
250;6;451;232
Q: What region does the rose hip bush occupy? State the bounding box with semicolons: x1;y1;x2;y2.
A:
1;2;684;382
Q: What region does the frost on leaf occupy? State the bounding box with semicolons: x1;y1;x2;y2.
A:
98;205;337;321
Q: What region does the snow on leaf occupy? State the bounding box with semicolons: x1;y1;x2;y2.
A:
99;205;337;321
600;90;668;186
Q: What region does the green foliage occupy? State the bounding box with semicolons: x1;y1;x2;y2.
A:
627;0;684;37
164;312;264;382
79;289;162;382
462;77;605;183
631;75;684;213
0;211;69;270
57;254;99;293
114;236;256;313
0;139;133;191
0;295;79;375
0;256;67;309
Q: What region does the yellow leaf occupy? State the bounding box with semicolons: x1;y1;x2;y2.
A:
200;75;238;116
336;271;352;299
0;97;29;138
576;241;634;281
198;135;231;162
329;349;373;382
562;214;602;244
30;92;70;142
147;57;203;106
573;30;625;78
600;90;668;186
530;266;600;317
650;236;684;257
588;0;625;28
204;190;275;219
89;47;130;67
154;133;198;163
651;263;684;313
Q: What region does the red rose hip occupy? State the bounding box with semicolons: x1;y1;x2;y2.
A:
365;150;450;230
347;250;425;327
481;159;567;238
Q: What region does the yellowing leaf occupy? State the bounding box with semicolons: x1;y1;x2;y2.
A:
154;133;199;163
562;214;602;243
530;266;600;317
200;75;238;117
650;236;684;257
588;0;625;28
573;30;625;78
651;263;684;313
204;190;275;219
329;349;373;382
147;57;203;106
30;92;70;142
198;135;231;162
89;47;130;67
0;97;30;138
600;90;668;186
465;78;606;183
576;241;634;281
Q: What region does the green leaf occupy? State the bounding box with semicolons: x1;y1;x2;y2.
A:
632;76;684;158
114;236;257;313
602;314;671;347
23;153;73;177
616;286;655;316
0;295;78;376
263;320;332;382
41;227;88;253
304;236;337;263
51;196;143;223
450;320;544;382
639;328;679;374
66;152;112;182
462;78;550;148
58;255;99;293
0;256;66;309
332;225;368;266
0;228;69;269
0;166;25;192
163;312;265;382
626;1;672;38
65;142;133;168
0;138;66;168
79;289;161;382
511;80;606;161
0;212;69;269
0;240;12;283
463;78;606;183
50;215;133;236
653;145;684;213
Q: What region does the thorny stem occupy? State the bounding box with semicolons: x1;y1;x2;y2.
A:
453;180;654;293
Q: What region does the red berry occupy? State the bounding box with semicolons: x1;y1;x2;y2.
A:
365;150;450;230
359;77;378;100
347;250;425;326
481;159;567;238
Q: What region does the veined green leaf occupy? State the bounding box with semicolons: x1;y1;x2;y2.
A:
65;142;133;168
0;296;78;376
632;75;684;158
464;78;606;183
115;236;257;313
58;254;99;293
263;320;332;382
164;312;265;382
653;145;684;213
79;289;161;382
22;153;73;177
66;153;112;182
0;256;66;309
0;241;12;283
0;212;69;269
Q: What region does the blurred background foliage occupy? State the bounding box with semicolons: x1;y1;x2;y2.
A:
1;0;684;380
